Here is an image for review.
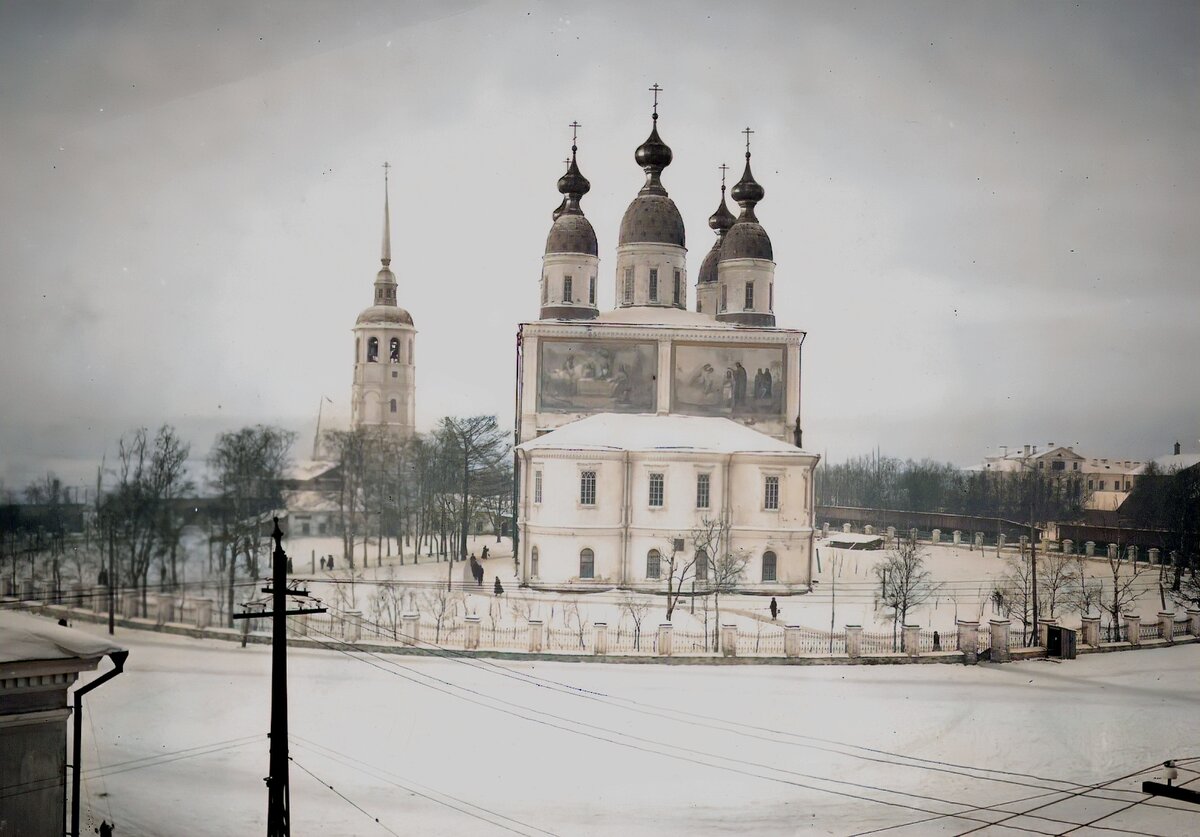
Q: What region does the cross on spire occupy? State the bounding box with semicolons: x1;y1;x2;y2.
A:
569;120;581;151
649;83;662;119
382;160;391;182
742;127;754;156
719;163;729;190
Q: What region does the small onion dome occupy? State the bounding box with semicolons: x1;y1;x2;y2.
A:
376;265;395;283
721;153;772;261
634;122;673;195
557;153;591;204
356;305;414;326
545;212;598;256
619;194;685;247
698;187;736;284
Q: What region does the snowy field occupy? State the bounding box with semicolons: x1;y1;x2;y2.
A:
73;620;1200;836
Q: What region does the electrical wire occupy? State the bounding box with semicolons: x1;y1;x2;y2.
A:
289;755;403;836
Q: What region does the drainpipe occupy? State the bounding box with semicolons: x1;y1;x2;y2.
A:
621;451;631;588
517;448;530;585
72;649;129;836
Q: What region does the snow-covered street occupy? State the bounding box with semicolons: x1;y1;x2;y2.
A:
73;620;1200;836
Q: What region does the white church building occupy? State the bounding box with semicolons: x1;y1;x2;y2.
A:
514;98;819;594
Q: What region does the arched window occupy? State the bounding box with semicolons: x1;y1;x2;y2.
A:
355;337;360;364
646;549;661;580
366;337;378;362
408;339;413;363
579;548;595;579
389;398;397;414
390;337;400;363
762;551;777;582
531;547;539;578
695;549;708;582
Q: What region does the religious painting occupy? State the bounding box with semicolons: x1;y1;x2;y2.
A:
538;339;657;413
672;343;785;418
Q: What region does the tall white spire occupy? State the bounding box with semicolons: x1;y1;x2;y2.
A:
381;161;392;266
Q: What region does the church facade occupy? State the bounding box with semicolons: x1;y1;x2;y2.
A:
514;101;819;594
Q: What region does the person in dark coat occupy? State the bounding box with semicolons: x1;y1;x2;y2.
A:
494;576;504;596
98;821;114;836
320;556;326;571
769;597;778;621
481;545;489;561
933;630;941;651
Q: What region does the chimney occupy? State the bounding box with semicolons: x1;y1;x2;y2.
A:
1175;441;1182;456
1023;444;1031;457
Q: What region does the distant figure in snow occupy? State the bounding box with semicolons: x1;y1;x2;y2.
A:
470;555;484;586
98;821;114;837
933;630;941;651
769;597;778;621
481;545;489;561
320;556;326;571
58;618;69;628
98;567;109;587
327;555;335;570
494;577;505;596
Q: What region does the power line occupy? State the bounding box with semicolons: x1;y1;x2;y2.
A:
288;755;402;837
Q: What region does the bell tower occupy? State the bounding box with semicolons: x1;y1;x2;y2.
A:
351;162;416;439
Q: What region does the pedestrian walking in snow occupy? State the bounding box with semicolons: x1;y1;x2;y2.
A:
481;545;489;561
769;597;778;621
933;630;941;651
320;556;326;570
494;577;505;596
98;821;114;837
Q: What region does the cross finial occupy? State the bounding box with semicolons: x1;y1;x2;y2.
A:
569;120;581;151
719;162;729;190
649;83;663;119
742;127;754;156
563;157;572;168
382;160;391;182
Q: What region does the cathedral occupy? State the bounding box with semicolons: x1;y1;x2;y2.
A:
514;94;819;593
350;166;416;440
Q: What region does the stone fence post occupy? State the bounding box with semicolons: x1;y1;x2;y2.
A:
345;610;362;643
194;598;213;629
990;619;1010;663
401;612;419;646
1107;544;1118;561
1085;541;1095;557
657;623;673;657
464;616;481;650
784;625;801;658
909;528;919;543
20;578;35;600
1038;617;1058;648
864;525;875;535
1189;609;1200;637
958;620;979;664
593;622;608;656
1159;611;1174;643
527;619;544;653
886;526;896;540
290;613;309;637
1148;548;1160;565
952;530;962;546
70;583;85;612
842;523;852;533
903;625;920;657
931;529;941;544
997;534;1006;553
1080;615;1101;647
1127;545;1138;563
845;625;862;659
155;593;174;627
1123;613;1140;646
822;522;830;537
1062;538;1073;555
974;532;984;550
721;624;737;657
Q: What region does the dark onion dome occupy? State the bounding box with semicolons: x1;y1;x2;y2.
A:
357;304;414;326
698;184;736;284
546;146;598;255
721;153;773;261
618;113;685;247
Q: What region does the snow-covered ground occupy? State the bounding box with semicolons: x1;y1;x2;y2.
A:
73;620;1200;836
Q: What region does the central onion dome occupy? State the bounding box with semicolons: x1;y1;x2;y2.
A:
618;112;685;247
545;146;598;256
697;180;736;284
721;151;773;261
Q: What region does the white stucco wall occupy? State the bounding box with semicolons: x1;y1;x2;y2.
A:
716;257;775;317
614;243;688;309
351;322;416;437
540;252;599;314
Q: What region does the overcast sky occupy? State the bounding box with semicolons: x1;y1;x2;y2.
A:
1;0;1197;491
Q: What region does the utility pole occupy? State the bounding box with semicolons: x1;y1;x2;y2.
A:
233;519;325;837
107;525;115;635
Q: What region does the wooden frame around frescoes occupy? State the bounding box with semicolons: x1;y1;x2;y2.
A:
671;342;786;418
537;339;658;413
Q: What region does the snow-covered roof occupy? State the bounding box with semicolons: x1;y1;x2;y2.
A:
285;460;338;482
1153;452;1200;472
0;611;125;665
824;533;885;549
283;489;340;514
518;414;813;456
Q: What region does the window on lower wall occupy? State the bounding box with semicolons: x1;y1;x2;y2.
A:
696;473;710;509
762;551;777;582
579;548;595;579
646;549;661;579
695;549;708;582
389;398;397;413
580;470;596;506
534;470;543;504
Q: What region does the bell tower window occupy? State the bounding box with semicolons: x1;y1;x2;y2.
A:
744;281;755;311
719;285;727;313
366;337;379;362
623;268;634;304
649;268;658;302
563;275;573;303
390;338;400;363
673;270;682;305
589;276;596;305
389;398;397;413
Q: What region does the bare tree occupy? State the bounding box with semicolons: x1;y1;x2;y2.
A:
1068;558;1104;618
689;515;748;652
422;587;462;644
620;595;650;651
436;415;510;590
875;536;940;651
660;539;697;622
1102;537;1153;641
1038;552;1081;619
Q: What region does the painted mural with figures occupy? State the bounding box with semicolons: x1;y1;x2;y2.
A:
673;344;785;418
538;339;657;413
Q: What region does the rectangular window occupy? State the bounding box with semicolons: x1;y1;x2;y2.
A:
744;281;754;310
624;268;634;304
1098;480;1105;491
589;276;596;305
1052;459;1065;471
719;285;727;312
769;283;773;311
695;551;708;582
648;472;664;507
1087;479;1094;490
673;270;682;305
649;268;659;302
580;470;597;506
764;475;780;510
1073;462;1079;471
563;275;573;302
696;473;710;509
542;276;548;304
534;470;543;504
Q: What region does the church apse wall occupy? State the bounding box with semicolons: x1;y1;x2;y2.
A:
537;339;657;413
672;343;785;419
